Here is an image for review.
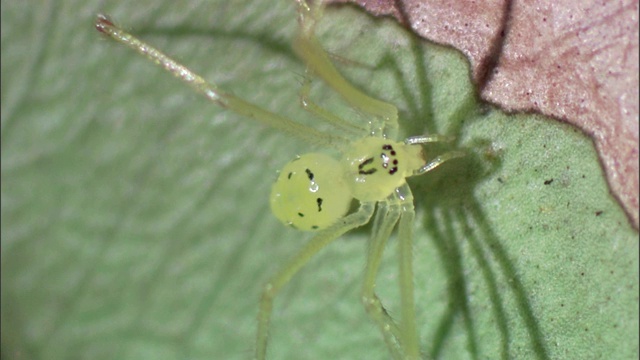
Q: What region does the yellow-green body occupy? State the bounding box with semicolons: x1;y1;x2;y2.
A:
343;138;425;202
270;139;425;231
96;2;463;359
270;153;351;231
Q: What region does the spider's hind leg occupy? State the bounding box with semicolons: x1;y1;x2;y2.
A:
94;14;348;148
256;202;376;360
293;0;399;139
298;70;369;138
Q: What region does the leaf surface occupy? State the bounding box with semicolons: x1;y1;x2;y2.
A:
1;1;637;359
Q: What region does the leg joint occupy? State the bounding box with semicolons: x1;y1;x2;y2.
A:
261;282;276;301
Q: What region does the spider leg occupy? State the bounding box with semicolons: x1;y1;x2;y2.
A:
256;202;375;360
293;1;399;139
362;184;421;360
362;196;404;359
404;134;465;176
94;14;348;148
404;134;457;145
298;70;369;137
395;184;420;360
414;150;466;176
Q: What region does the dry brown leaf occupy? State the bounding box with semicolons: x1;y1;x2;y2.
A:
332;0;639;229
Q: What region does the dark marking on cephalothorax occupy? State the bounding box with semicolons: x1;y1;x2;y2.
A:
305;168;314;181
358;144;401;176
359;157;373;168
358;157;377;175
316;197;323;212
287;172;293;179
298;212;304;217
381;144;398;175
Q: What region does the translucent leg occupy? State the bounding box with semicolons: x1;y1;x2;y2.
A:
293;1;399;138
94;14;348;148
404;134;456;145
298;71;368;136
361;199;404;360
396;184;419;360
414;151;466;176
256;202;375;360
403;134;465;176
360;184;421;360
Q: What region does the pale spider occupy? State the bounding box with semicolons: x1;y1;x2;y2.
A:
96;1;464;359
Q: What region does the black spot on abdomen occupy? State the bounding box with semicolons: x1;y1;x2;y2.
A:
305;168;314;181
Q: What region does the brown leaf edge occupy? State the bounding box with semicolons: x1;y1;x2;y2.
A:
330;0;639;230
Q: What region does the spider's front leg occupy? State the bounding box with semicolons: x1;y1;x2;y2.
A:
395;184;420;360
361;184;420;360
405;135;466;176
361;195;405;359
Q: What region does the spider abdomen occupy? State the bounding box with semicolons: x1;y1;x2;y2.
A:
270;153;352;231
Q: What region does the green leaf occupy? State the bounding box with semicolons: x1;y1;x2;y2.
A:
2;1;637;359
